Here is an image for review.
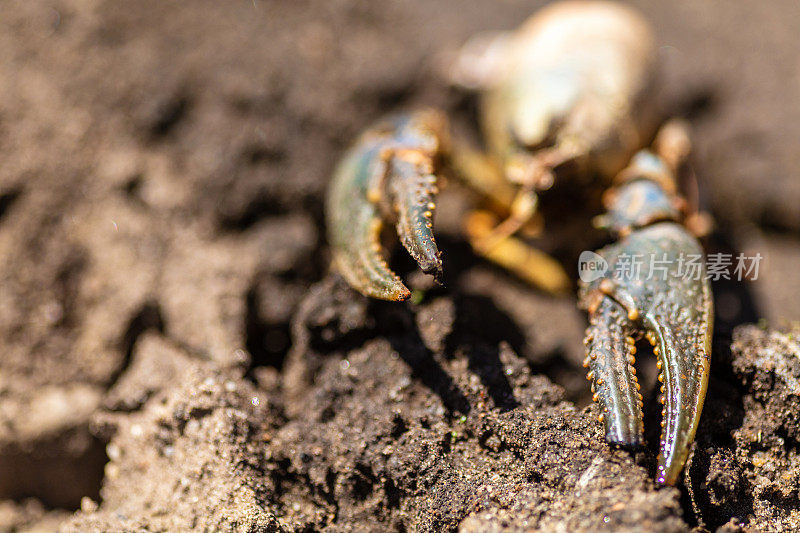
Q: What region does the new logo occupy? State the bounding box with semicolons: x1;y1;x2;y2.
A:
578;251;608;283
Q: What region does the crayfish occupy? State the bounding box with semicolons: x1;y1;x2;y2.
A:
325;0;713;486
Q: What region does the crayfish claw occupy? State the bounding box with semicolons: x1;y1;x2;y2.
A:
326;110;448;301
578;124;714;484
580;222;712;485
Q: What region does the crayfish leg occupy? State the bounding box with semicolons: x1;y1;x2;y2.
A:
465;210;570;294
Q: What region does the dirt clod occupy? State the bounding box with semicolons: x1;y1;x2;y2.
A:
2;0;800;531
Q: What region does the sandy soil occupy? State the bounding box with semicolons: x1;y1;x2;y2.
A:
1;0;800;531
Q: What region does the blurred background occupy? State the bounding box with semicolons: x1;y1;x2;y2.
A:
1;0;799;529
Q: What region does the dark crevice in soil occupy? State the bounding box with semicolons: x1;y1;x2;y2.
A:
120;173;149;208
242;141;286;165
0;186;22;223
446;294;522;411
245;285;292;370
112;301;165;388
144;93;190;140
122;174;142;197
54;248;89;329
216;196;291;232
672;86;720;121
0;433;108;511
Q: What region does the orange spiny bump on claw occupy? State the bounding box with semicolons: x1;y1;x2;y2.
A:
599;279;615;295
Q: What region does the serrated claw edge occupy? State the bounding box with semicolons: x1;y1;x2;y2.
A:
583;296;644;448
